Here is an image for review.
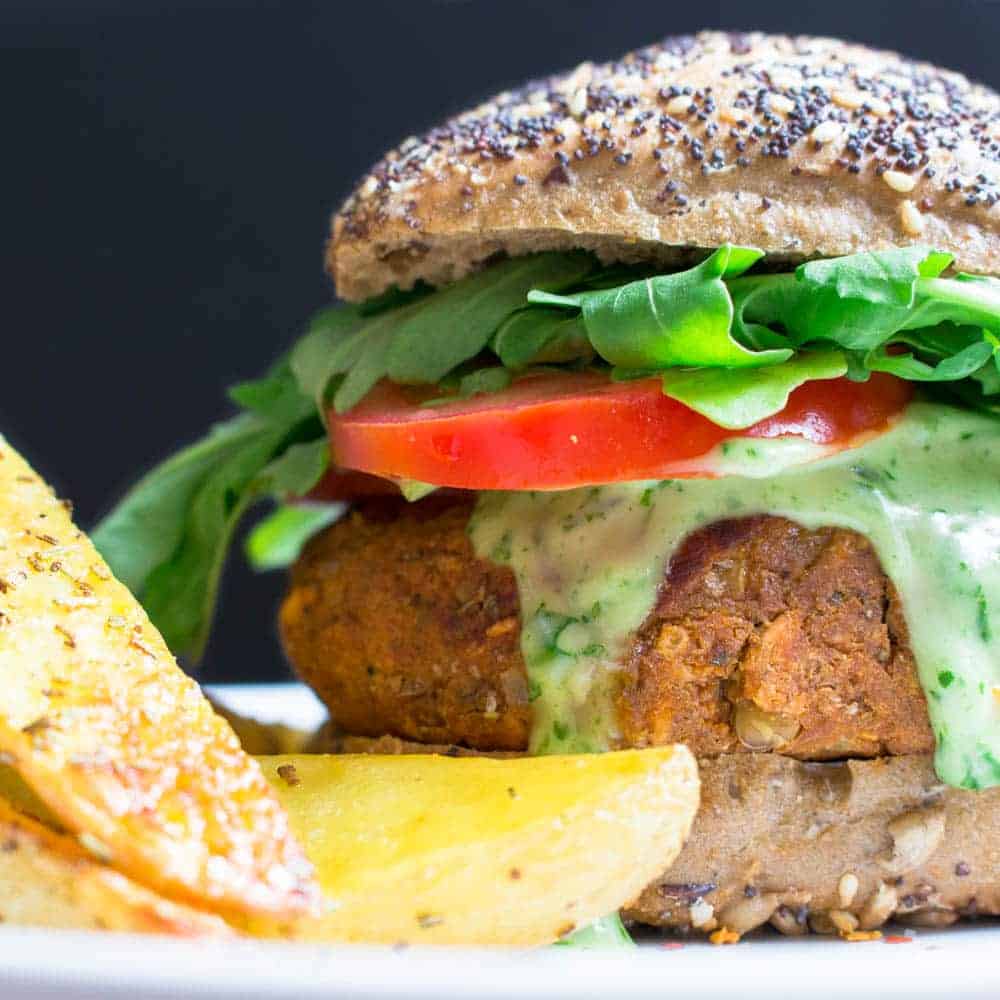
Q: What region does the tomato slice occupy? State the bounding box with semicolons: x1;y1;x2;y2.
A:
326;371;912;492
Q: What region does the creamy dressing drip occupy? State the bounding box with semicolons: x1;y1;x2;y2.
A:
468;403;1000;788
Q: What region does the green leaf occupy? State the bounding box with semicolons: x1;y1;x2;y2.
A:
419;366;513;408
530;245;791;370
245;503;344;572
229;362;318;425
92;413;263;597
138;427;287;659
456;366;512;397
907;274;1000;334
799;245;951;306
332;308;410;413
553;913;634;949
289;306;366;409
732;248;1000;366
93;367;328;661
261;437;331;497
396;479;438;502
492;309;593;368
661;350;848;428
385;253;596;384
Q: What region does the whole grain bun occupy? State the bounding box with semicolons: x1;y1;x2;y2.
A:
626;753;999;935
325;733;1000;937
329;31;1000;302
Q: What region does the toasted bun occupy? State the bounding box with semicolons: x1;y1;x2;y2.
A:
329;31;1000;302
326;735;1000;936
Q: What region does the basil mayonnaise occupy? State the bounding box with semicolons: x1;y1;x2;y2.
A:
469;402;1000;789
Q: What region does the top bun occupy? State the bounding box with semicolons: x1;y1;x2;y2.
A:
329;31;1000;302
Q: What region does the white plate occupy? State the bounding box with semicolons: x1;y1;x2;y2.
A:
1;683;998;1000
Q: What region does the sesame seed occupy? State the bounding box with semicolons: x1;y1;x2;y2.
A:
770;93;795;115
569;88;588;117
811;120;843;143
838;873;859;908
899;199;926;235
883;169;917;193
832;89;864;111
665;95;691;116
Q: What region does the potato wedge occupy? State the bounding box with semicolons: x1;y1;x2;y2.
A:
259;748;699;946
0;796;231;936
209;698;314;756
0;438;318;918
0;763;61;828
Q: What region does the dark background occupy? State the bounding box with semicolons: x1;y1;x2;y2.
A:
3;0;999;683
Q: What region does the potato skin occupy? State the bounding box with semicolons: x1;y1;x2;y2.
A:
281;498;933;758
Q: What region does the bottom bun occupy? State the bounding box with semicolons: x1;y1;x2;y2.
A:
626;753;1000;935
326;734;1000;936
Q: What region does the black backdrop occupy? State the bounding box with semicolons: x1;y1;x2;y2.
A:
4;0;998;682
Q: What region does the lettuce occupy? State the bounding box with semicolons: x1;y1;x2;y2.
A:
660;350;848;429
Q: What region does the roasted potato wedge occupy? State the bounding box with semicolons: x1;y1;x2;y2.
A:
209;698;314;756
259;748;699;946
0;796;230;936
0;763;60;828
0;438;318;919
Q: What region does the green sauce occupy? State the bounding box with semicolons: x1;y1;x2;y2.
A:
469;402;1000;788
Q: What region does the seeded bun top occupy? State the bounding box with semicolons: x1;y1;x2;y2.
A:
328;31;1000;302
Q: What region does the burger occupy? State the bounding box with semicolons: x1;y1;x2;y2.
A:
94;31;1000;937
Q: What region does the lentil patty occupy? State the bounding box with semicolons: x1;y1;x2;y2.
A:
280;496;932;758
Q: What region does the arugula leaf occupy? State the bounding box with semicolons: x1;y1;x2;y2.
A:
137;427;288;659
332;309;408;413
800;246;952;306
419;366;513;407
492;309;593;369
92;413;264;598
260;437;331;496
731;247;989;353
245;503;344;571
289;305;366;410
396;479;438;502
661;350;848;428
384;253;596;384
530;245;792;370
553;913;634;949
93;366;328;660
866;337;994;382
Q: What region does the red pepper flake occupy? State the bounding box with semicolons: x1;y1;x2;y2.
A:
884;935;913;944
661;941;684;950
